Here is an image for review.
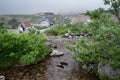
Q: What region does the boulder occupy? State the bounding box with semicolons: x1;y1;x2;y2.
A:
0;75;5;80
45;41;57;49
45;41;52;47
64;33;69;37
64;30;74;38
67;30;72;34
50;50;64;56
98;62;120;80
68;35;73;39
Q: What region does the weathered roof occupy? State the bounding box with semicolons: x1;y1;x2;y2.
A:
22;22;32;27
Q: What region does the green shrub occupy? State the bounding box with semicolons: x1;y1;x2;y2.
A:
34;26;47;30
45;28;59;36
0;30;50;68
45;23;86;36
68;16;120;68
86;8;104;19
70;23;87;33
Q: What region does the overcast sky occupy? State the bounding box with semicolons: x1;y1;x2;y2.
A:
0;0;109;15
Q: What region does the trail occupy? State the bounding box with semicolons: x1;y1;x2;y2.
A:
0;36;99;80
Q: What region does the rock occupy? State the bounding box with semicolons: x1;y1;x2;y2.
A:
50;50;64;56
0;75;5;80
57;64;64;68
45;41;52;47
76;33;80;36
86;64;95;73
64;31;88;39
68;35;73;39
75;36;79;39
64;30;74;38
53;45;57;49
67;30;72;34
60;62;68;66
56;62;68;68
64;33;69;37
80;32;88;37
45;41;57;49
98;62;120;80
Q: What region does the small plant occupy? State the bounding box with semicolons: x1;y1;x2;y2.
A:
45;28;58;36
34;26;47;30
45;23;86;36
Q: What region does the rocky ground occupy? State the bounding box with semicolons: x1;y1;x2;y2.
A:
0;36;99;80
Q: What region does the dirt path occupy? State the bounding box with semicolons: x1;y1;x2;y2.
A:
0;36;99;80
45;36;99;80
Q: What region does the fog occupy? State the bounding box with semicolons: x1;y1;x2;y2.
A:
0;0;109;15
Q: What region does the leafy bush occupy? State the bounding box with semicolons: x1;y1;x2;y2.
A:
45;23;86;36
86;8;104;19
34;26;47;30
0;30;50;68
45;28;59;36
70;23;87;33
68;16;120;68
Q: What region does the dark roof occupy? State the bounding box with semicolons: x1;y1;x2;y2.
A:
8;18;18;25
44;12;54;15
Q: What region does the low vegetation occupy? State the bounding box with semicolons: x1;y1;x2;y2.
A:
34;26;47;30
67;9;120;80
45;23;85;36
0;28;50;69
103;0;120;22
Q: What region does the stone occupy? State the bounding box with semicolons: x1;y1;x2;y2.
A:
68;35;72;39
75;36;79;39
80;32;85;36
45;41;52;47
50;50;64;56
60;62;68;66
64;33;69;37
98;62;120;80
57;64;64;68
53;45;57;49
45;41;57;49
0;75;5;80
67;30;72;34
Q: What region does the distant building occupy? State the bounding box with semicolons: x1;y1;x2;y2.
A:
39;20;50;27
44;12;54;20
70;15;91;24
42;12;55;26
34;20;55;27
18;21;32;32
8;18;18;25
8;18;19;29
